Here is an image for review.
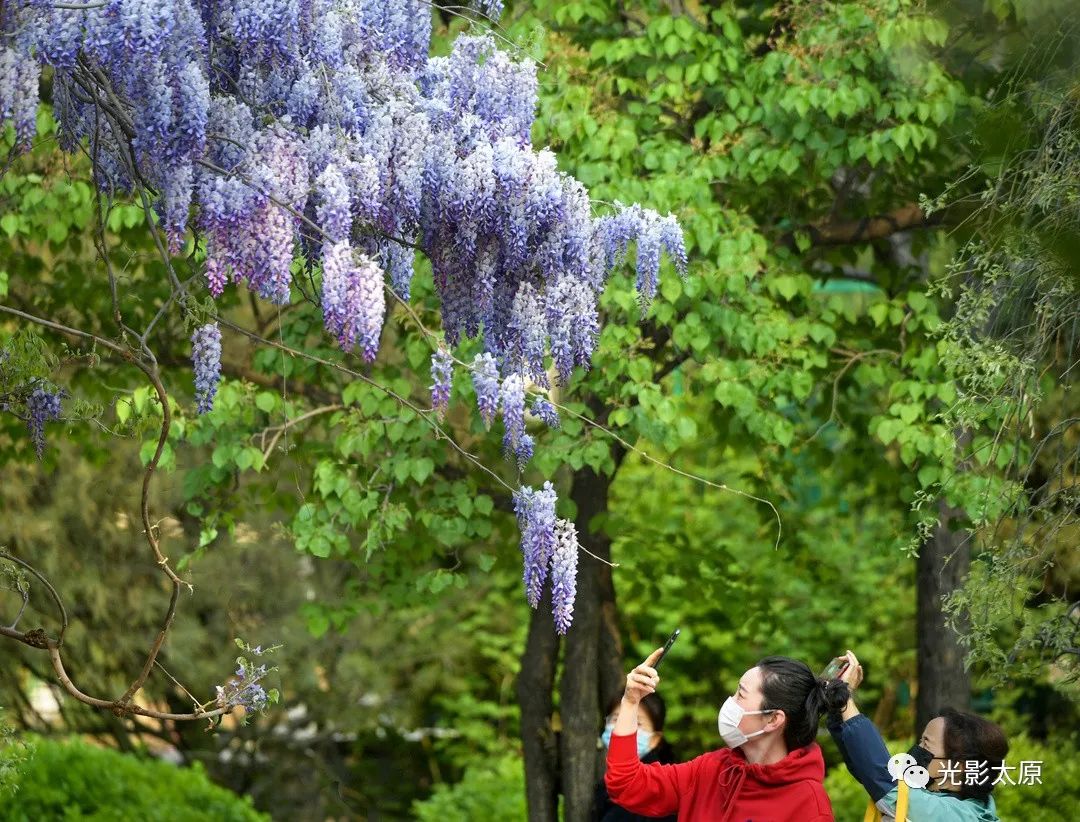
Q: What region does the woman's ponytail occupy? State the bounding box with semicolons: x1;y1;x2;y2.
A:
758;657;848;750
821;677;851;720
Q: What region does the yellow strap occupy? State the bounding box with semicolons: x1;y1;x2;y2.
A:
863;780;907;822
862;799;880;822
895;780;909;822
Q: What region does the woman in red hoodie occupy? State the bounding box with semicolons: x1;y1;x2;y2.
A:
605;649;845;822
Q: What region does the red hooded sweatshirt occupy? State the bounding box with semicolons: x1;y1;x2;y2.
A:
605;731;833;822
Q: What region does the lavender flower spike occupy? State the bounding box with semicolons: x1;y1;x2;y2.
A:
430;348;453;417
551;518;579;634
514;481;557;608
471;352;500;430
530;396;560;429
500;372;525;461
25;386;63;459
192;322;223;414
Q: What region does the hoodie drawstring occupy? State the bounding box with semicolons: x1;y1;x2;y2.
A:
716;759;748;822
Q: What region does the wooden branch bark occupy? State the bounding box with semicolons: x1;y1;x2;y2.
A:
780;201;968;250
518;586;560;822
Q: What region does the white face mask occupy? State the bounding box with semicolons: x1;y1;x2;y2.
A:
717;696;775;748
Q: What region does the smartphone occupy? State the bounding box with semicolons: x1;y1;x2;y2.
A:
820;656;849;680
654;629;681;669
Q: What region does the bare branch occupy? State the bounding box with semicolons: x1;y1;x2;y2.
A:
0;303;187;710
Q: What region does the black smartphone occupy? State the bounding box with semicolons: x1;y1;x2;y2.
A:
820;656;849;680
654;628;681;669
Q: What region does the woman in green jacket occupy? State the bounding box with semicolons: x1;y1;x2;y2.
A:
826;651;1007;821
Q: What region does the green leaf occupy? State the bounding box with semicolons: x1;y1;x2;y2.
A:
305;609;330;638
773;275;799;301
235;448;255;471
410;457;435;484
255;392;277;413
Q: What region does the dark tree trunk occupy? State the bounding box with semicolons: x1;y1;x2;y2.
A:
915;497;971;735
559;467;613;822
597;539;625;716
519;585;560;822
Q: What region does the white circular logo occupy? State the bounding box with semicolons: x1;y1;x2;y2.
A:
888;753;916;781
904;765;930;789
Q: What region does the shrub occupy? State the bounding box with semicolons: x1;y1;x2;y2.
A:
412;753;528;821
0;736;267;822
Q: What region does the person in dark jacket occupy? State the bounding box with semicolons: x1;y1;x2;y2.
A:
594;691;677;822
826;650;1007;821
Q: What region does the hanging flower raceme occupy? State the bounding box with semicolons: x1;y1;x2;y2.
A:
25;385;63;460
530;397;560;429
550;519;579;635
514;482;558;610
430;349;453;417
320;242;386;363
513;484;581;634
191;322;222;414
471;352;500;430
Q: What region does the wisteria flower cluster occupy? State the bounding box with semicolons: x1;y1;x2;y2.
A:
24;385;62;459
514;481;581;635
1;0;689;630
0;352;60;459
191;322;222;414
214;639;280;721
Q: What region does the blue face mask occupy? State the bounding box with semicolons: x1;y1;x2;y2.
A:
600;723;654;759
636;729;654;759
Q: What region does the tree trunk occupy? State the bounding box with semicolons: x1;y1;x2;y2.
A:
915;497;971;735
519;585;560;822
597;540;625;717
559;467;613;822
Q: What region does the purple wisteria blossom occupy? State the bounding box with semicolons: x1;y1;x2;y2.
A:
25;386;62;460
514;482;557;609
430;348;453;417
215;638;279;719
551;518;579;635
320;242;386;362
514;432;534;469
215;664;269;712
475;0;504;19
0;44;41;150
508;281;548;387
316;163;352;243
500;372;527;463
529;396;560;429
191;322;222;414
471;352;499;430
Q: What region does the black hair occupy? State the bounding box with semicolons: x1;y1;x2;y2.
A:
757;656;850;750
603;691;667;732
937;707;1009;801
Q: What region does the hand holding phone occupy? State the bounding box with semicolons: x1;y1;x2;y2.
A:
820;656;850;680
653;628;680;669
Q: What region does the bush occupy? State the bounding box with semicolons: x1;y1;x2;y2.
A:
0;736;267;822
412;753;528;821
991;734;1079;822
823;734;1074;821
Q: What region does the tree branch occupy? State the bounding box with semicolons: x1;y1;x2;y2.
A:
781;201;959;249
0;303;198;716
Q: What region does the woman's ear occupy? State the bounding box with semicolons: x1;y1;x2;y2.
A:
767;709;787;732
